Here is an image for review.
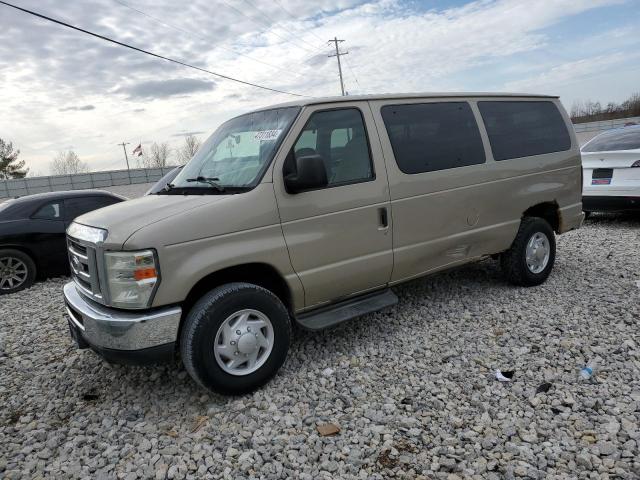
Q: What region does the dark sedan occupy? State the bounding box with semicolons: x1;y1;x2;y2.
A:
0;190;125;295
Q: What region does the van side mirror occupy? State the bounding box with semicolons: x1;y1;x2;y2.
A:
284;154;328;193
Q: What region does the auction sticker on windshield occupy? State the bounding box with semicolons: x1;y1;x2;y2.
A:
254;130;282;141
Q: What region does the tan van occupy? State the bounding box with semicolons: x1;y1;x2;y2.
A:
63;93;583;394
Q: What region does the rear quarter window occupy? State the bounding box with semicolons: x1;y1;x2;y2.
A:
478;101;571;161
32;202;63;220
381;102;486;174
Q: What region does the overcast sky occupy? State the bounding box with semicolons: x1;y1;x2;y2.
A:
1;0;638;174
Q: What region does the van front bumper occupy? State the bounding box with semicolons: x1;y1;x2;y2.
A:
63;282;181;364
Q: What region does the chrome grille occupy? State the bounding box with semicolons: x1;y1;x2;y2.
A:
68;236;103;301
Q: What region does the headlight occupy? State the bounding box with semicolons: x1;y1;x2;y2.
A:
104;250;159;309
67;222;107;243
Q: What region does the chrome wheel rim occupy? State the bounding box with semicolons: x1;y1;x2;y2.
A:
0;256;28;291
213;309;274;376
525;232;550;274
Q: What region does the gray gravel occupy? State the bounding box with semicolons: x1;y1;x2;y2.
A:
1;213;639;479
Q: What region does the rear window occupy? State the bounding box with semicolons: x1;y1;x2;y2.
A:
478;101;571;161
0;200;14;214
381;102;486;174
582;126;640;152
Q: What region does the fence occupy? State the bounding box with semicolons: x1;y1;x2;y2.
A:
0;166;176;200
572;116;640;133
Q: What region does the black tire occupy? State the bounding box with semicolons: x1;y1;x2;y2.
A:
0;249;36;295
500;217;556;287
180;282;291;395
583;211;592;220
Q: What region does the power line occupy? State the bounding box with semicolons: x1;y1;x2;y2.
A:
218;0;319;55
240;0;326;54
271;0;328;46
111;0;307;79
343;56;362;92
0;0;309;97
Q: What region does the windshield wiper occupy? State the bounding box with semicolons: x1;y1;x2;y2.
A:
185;176;225;192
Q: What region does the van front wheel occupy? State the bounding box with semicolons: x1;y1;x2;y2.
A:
180;283;291;395
501;217;556;287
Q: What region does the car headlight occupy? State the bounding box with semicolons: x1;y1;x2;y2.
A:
104;250;159;309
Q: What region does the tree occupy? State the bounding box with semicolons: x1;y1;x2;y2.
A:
571;92;640;123
0;138;28;179
143;142;172;168
177;134;201;164
50;150;89;175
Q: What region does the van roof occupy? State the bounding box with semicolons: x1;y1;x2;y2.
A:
251;92;558;113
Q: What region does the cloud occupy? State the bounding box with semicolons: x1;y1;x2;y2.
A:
59;105;95;112
116;78;217;100
504;52;636;91
0;0;636;173
171;131;206;137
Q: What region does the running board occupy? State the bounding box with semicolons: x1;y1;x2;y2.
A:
295;289;398;331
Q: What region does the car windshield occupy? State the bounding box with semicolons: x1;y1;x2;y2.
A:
582;125;640;152
170;106;300;191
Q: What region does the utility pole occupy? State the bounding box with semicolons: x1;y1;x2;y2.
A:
328;37;348;96
118;142;130;170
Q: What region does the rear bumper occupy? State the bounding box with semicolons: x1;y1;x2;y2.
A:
63;281;181;364
558;203;584;233
582;196;640;212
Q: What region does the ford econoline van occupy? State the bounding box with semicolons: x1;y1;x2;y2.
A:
63;93;583;394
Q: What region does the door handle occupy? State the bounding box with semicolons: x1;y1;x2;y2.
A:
378;207;389;229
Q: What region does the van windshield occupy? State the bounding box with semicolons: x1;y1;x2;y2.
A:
168;106;300;193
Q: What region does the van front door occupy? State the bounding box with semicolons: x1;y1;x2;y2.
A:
273;103;393;308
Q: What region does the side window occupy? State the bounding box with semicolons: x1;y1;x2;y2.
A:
478;101;571;160
295;129;317;153
32;202;63;220
64;197;118;221
292;108;374;187
380;102;486;174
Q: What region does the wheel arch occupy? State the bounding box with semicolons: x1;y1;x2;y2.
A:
0;244;39;269
181;262;294;320
522;201;560;233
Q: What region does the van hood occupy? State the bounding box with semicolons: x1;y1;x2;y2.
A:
74;194;231;248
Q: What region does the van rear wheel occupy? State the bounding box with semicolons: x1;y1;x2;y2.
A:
180;282;291;395
501;217;556;287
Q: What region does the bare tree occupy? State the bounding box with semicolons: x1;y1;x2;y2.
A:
50;150;89;175
0;138;28;179
142;142;172;168
177;134;201;164
571;92;640;123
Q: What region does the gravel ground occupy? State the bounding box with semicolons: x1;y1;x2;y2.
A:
1;214;639;479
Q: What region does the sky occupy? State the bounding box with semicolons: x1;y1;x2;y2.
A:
0;0;638;174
